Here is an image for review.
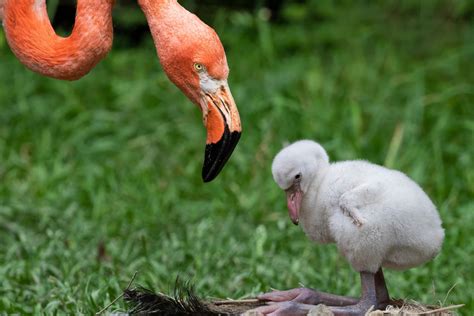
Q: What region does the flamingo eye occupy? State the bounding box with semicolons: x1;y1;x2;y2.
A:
194;63;204;71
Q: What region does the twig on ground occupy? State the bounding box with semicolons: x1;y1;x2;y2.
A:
213;298;260;305
96;271;139;315
415;304;464;315
441;283;458;307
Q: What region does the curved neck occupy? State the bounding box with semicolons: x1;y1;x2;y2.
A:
138;0;181;51
3;0;114;80
138;0;176;16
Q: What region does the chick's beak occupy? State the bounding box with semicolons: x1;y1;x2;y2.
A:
200;83;241;182
286;186;302;225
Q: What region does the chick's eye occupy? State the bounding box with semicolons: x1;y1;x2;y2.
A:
194;63;204;71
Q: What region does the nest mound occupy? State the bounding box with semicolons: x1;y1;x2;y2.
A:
123;282;461;316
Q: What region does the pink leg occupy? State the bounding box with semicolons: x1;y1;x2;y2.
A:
252;269;390;316
329;271;381;315
375;268;390;305
258;287;358;306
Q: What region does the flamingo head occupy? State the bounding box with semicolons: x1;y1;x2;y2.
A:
148;2;241;182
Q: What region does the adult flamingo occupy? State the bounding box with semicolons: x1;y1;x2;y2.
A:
0;0;241;182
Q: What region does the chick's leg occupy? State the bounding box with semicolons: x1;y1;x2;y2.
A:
253;269;390;315
257;287;358;306
329;269;389;315
375;268;390;305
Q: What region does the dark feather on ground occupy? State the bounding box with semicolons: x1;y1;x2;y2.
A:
123;278;265;315
124;278;218;315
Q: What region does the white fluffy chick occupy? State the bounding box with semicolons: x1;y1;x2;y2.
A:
254;140;444;316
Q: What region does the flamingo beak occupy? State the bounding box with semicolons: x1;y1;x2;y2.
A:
200;83;241;182
286;185;302;225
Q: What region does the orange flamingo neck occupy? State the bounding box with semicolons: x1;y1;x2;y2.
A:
2;0;114;80
2;0;221;88
138;0;186;53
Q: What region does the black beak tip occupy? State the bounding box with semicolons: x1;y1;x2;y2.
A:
202;162;217;182
202;130;241;182
202;171;216;183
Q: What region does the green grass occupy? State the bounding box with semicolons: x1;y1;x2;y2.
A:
1;2;473;314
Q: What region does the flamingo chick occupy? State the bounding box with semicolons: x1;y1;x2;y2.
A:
254;140;444;316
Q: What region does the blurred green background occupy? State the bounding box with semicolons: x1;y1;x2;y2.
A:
0;0;473;314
